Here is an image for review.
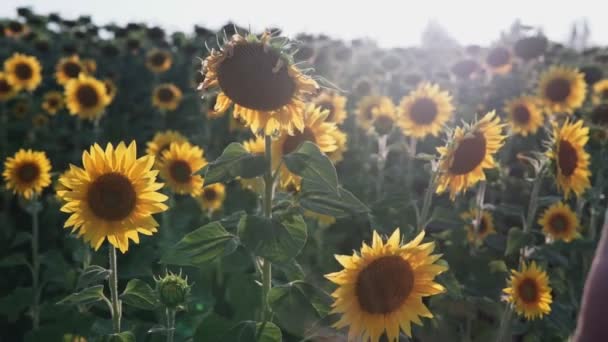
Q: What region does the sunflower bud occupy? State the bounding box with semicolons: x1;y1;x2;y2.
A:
155;272;191;309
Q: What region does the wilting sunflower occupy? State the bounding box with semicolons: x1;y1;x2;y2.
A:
436;111;506;200
42;91;65;115
272;105;340;189
0;72;18;101
313;91;348;125
200;31;319;135
3;149;52;200
370;98;398;136
65;75;111;120
591;79;608;105
460;209;496;246
102;78;117;102
546;119;591;198
146;49;173;73
158;142;207;197
55;55;86;85
356;95;397;132
4;53;42;91
503;261;552;320
538;202;579;242
503;96;544;136
152;83;182;111
398;83;454;139
196;183;226;213
485;46;512;75
146;130;189;163
326;229;447;341
537;66;586;115
58;142;168;253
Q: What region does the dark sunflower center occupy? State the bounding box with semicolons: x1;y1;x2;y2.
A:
448;132;487;175
76;85;99;108
47;98;59;107
517;278;539;304
558;139;578;177
355;255;414;314
157;88;175;103
17;162;40;183
549;213;569;233
318;100;335;121
217;42;296;111
169;160;192;183
203;188;217;201
87;172;137;221
373;115;394;136
63;62;82;78
150;52;167;67
410;97;438;125
0;79;11;93
15;63;33;80
512;105;531;124
545;78;571;102
282;128;316;155
486;47;510;67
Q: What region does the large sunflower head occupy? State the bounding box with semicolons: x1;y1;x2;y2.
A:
503;261;552;320
65;74;111;120
312;91;348;125
503;96;544;136
152;83;182;111
146;130;189;164
146;49;173;73
398;83;454;139
4;53;43;91
370;98;398;136
485;46;513;75
546;119;591;198
355;95;396;132
3;149;52;199
538;202;579;242
537;66;586;115
0;72;18;101
460;209;496;246
58;142;168;253
158;142;207;197
200;31;319;136
436;111;506;200
55;55;86;85
196;183;226;213
326;229;447;341
591;79;608;105
42;91;65;115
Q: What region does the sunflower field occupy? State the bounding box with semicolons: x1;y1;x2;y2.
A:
1;6;608;342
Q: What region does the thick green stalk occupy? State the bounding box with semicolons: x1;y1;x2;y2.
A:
524;166;545;233
31;196;40;330
261;135;273;321
166;308;176;342
108;246;122;333
494;306;512;342
418;166;438;232
473;181;487;234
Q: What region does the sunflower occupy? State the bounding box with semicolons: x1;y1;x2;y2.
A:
4;21;29;38
32;114;49;128
537;66;586;115
55;56;86;85
152;83;182;111
503;96;544;136
13;100;29;118
3;149;52;199
145;49;172;73
398;83;454;139
326;229;447;341
538;202;579;242
4;53;42;91
485;47;512;75
436;111;506;200
503;261;552;320
327;128;348;163
102;78;117;102
592;79;608;105
546;119;591;198
370;98;398;136
313;91;348;125
42;91;65;115
196;183;226;213
65;74;111;120
58;142;168;253
158;142;207;197
146;130;189;163
205;94;224;119
355;95;394;132
200;31;319;135
461;209;496;246
0;72;18;101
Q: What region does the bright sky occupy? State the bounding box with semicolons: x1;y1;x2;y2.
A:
2;0;600;47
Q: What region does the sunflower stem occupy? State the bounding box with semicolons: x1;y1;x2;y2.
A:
375;135;388;199
108;246;122;333
473;181;487;235
494;305;512;342
166;308;176;342
524;164;546;233
30;195;40;330
405;137;417;191
261;135;273;322
418;161;438;232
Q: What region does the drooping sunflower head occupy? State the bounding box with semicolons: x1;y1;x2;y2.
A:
436;111;506;200
538;202;579;242
503;96;544;136
537;66;586;115
370;98;398;136
55;55;86;85
4;53;43;91
196;183;226;213
3;149;52;199
146;49;173;73
460;209;496;246
503;261;552;320
200;31;319;136
158;142;207;197
146;130;189;164
485;46;513;75
42;91;65;115
592;79;608;105
546;119;591;198
103;78;117;102
0;72;18;101
398;83;454;139
355;95;393;132
58;142;168;253
65;74;111;120
312;91;348;125
326;229;447;341
152;83;182;111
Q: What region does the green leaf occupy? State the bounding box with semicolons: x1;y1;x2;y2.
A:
57;285;106;306
300;186;369;218
77;265;111;289
161;221;239;266
284;141;338;194
120;279;158;310
238;214;307;263
204;143;267;184
0;287;33;322
195;317;282;342
0;253;30;268
194;314;234;342
505;227;533;256
489;260;508;273
100;331;136;342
